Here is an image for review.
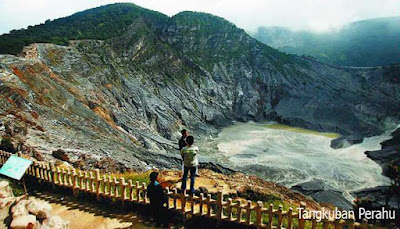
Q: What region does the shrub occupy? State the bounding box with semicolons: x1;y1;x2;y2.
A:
0;137;16;153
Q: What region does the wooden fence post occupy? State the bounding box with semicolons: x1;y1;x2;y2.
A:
287;207;294;229
95;169;101;200
199;193;204;215
298;202;306;229
72;169;78;196
206;194;212;217
334;219;343;229
56;167;62;185
113;177;119;198
236;200;242;223
67;168;72;187
277;205;283;229
268;204;273;229
61;168;66;185
217;191;223;219
255;201;263;228
245;200;252;225
79;171;84;190
136;181;140;202
322;220;330;229
120;177;126;200
173;188;178;209
361;219;368;229
45;163;51;181
190;194;195;214
85;172;90;192
181;190;187;214
108;175;112;197
227;198;233;221
49;162;56;189
165;187;171;209
142;182;147;204
129;180;134;201
90;171;95;193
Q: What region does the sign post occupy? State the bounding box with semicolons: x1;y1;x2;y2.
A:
0;155;33;195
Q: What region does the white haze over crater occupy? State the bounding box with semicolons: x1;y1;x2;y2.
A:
0;0;399;35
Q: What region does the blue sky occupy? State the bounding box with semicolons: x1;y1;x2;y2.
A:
0;0;399;35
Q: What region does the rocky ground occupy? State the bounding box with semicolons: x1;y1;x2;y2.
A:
32;192;155;229
0;180;70;229
158;169;328;210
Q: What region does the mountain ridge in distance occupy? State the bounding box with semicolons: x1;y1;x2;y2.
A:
252;16;400;67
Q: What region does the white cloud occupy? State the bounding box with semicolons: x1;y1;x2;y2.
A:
0;0;399;34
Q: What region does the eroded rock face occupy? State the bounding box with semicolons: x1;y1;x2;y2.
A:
0;13;399;170
366;128;400;174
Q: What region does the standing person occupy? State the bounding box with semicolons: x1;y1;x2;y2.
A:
178;129;188;173
178;129;199;176
180;136;199;194
147;172;168;227
178;129;189;150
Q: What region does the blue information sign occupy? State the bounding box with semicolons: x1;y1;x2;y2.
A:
0;155;33;180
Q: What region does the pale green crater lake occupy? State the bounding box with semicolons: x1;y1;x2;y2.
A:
215;122;391;199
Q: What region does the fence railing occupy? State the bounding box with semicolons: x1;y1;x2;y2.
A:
0;150;369;229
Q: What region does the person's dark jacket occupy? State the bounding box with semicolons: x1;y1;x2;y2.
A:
147;181;167;207
178;137;187;150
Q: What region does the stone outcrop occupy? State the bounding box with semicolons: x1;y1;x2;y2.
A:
26;199;52;221
291;179;352;210
365;128;400;175
330;134;364;149
0;180;69;229
10;214;37;229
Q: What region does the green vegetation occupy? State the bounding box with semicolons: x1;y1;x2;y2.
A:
0;3;168;54
168;11;295;70
112;170;151;185
0;3;299;80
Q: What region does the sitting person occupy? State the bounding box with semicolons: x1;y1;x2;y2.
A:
147;171;168;227
180;136;199;194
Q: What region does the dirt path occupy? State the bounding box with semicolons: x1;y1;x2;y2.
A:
32;192;159;229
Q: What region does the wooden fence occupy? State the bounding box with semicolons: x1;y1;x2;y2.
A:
0;150;370;229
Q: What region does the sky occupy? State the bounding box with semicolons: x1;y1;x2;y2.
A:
0;0;399;35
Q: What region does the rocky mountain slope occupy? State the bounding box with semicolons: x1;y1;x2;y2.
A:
252;17;400;67
0;3;399;170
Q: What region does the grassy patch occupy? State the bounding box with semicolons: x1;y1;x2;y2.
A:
110;170;151;185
